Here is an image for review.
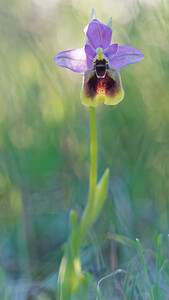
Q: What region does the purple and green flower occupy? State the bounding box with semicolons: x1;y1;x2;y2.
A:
55;13;144;300
54;16;144;107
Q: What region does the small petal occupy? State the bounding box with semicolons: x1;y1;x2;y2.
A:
81;68;124;107
85;45;95;69
84;19;112;49
86;56;93;70
109;46;144;70
104;43;118;59
54;48;87;74
85;44;96;59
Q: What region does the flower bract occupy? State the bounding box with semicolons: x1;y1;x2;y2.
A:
54;16;144;107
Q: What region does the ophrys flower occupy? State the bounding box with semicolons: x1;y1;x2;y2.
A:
54;16;144;107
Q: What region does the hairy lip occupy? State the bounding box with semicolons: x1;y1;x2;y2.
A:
85;72;118;99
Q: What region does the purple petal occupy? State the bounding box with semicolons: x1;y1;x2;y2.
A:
54;48;87;73
109;46;144;70
86;56;93;69
85;44;96;59
84;19;112;49
104;43;118;59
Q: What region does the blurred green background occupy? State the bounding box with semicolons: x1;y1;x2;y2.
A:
0;0;169;298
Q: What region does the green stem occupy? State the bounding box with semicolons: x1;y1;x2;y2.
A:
89;106;97;201
59;107;109;300
75;107;97;248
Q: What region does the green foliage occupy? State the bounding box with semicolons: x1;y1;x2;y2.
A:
58;147;109;299
92;169;109;223
136;238;154;300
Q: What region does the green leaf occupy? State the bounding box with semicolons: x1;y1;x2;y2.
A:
71;274;88;300
75;168;109;248
136;238;154;300
108;233;137;249
70;210;78;240
92;168;109;222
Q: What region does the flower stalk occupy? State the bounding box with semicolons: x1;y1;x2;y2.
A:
89;107;97;200
76;107;98;245
58;107;109;300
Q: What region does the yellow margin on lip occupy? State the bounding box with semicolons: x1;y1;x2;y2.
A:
81;87;124;108
81;65;125;108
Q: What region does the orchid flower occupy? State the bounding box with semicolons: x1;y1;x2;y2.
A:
54;17;144;107
54;17;144;108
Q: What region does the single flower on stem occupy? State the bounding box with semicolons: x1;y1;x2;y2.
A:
54;10;144;300
54;14;144;107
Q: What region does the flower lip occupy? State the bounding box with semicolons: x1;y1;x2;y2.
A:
81;67;124;107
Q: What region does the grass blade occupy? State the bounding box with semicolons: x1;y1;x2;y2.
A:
136;238;154;300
